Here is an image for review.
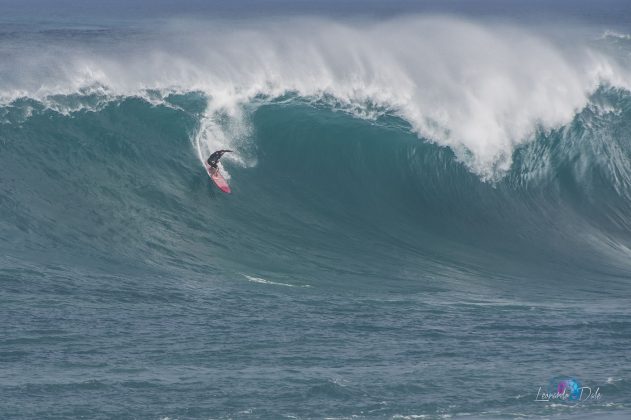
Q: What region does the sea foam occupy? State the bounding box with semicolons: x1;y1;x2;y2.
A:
1;17;629;179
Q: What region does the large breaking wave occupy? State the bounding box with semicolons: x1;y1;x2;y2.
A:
2;17;629;177
2;17;631;294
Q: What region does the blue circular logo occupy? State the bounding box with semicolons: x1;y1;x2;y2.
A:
549;377;582;401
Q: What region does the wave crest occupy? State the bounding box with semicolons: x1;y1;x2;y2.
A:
2;17;630;178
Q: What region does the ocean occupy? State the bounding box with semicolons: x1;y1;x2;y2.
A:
1;1;631;418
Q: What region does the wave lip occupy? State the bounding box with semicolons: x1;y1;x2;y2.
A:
2;17;630;179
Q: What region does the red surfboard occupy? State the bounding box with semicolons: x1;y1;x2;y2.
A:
204;162;231;193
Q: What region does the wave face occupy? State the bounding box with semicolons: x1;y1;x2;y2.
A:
2;14;631;419
3;86;631;290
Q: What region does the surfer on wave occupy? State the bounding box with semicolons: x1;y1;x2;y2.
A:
207;149;232;170
205;150;233;193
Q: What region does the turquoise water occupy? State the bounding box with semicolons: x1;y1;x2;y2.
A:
2;2;631;418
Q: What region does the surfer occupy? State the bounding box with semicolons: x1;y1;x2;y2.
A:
205;150;233;194
206;149;232;169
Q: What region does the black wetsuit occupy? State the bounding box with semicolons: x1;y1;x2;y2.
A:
207;150;231;168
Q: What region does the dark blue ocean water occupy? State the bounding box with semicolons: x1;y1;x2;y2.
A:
1;1;631;419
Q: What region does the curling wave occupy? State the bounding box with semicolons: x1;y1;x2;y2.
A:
2;17;630;178
1;17;631;294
